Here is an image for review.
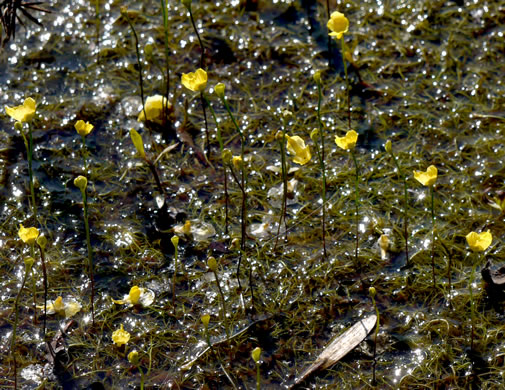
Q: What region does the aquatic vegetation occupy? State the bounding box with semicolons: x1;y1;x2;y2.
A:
251;347;262;390
2;0;505;388
207;256;229;336
369;287;380;385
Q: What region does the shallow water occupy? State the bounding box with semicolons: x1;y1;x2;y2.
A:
1;0;505;388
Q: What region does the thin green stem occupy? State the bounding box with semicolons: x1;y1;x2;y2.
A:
340;37;351;130
469;262;477;352
371;294;380;385
351;150;360;268
124;12;146;123
81;187;95;326
160;0;170;110
200;91;210;159
256;362;261;390
37;244;48;338
431;186;436;290
389;150;409;265
26;123;37;221
212;269;229;338
81;135;88;174
172;242;178;314
316;80;327;257
188;5;205;69
274;131;288;250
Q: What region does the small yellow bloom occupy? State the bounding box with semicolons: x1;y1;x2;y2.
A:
18;224;40;245
128;350;140;365
181;68;208;92
413;165;437;186
335;130;358;150
201;314;211;328
286;135;311;165
466;230;492;252
37;296;82;317
327;11;349;39
112;324;131;346
137;95;171;124
207;256;218;272
74;120;94;137
112;285;154;307
5;97;36;123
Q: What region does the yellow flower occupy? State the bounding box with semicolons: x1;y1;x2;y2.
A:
251;347;261;363
37;296;82;318
201;314;211;328
181;68;208;92
112;324;131;346
413;165;437;186
5;97;36;123
232;155;243;169
327;11;349;39
74;120;94;137
137;95;171;124
112;285;154;307
18;224;39;245
335;130;358;150
466;231;492;252
286;135;311;165
214;83;225;98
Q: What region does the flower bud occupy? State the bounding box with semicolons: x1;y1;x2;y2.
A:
251;347;261;363
222;149;232;165
171;235;179;249
385;140;392;154
310;129;319;142
74;175;88;192
36;235;47;250
214;83;225;98
369;286;377;298
144;43;153;58
120;6;128;16
24;256;35;271
275;131;284;141
207;256;218;272
232;155;242;170
14;121;23;131
201;313;210;328
181;0;192;9
128;350;140;365
313;71;321;84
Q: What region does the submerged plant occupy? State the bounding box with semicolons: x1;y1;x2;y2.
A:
369;287;380;385
128;350;145;390
413;165;438;289
207;256;229;337
74;175;95;326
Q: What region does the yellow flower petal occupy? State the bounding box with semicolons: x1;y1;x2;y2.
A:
128;286;141;305
137;95;171;124
18;224;40;245
286;135;311;165
5;97;36;123
181;68;208;92
327;11;349;40
413;165;437;186
74;120;94;137
466;230;492;252
112;324;130;346
334;130;358;150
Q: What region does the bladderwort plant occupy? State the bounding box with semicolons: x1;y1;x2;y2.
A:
74;175;95;326
181;0;210;158
312;70;328;257
385;140;410;266
335;130;360;269
5;98;38;222
74;120;94;174
171;235;179;313
251;347;262;390
216;83;250;305
10;256;34;390
413;165;438;289
205;83;229;234
128;350;145;390
466;230;492;352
